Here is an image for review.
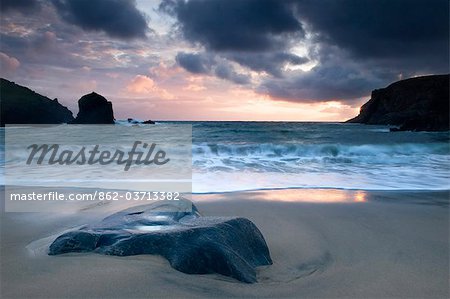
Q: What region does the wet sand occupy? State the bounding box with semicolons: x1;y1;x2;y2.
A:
1;188;449;298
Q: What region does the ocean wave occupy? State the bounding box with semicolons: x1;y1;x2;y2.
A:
1;123;449;193
192;142;449;159
192;166;450;193
191;141;450;192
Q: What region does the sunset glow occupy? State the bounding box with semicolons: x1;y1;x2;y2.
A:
1;0;446;121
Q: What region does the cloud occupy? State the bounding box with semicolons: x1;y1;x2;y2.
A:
260;47;392;103
160;0;303;52
293;0;449;72
258;0;449;103
176;50;305;79
0;0;39;12
52;0;148;39
126;75;157;93
32;31;57;52
161;0;309;76
261;65;384;103
175;52;214;74
0;29;86;71
0;52;20;75
214;63;250;85
225;52;308;77
2;0;447;113
163;0;448;103
126;75;175;99
175;52;251;85
184;84;206;92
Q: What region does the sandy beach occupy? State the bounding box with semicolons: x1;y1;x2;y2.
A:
2;0;449;297
1;188;448;298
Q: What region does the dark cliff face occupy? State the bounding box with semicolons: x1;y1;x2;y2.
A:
71;92;115;124
0;78;74;126
347;75;449;131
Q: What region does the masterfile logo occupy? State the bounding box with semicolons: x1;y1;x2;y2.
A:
4;124;192;212
26;141;170;171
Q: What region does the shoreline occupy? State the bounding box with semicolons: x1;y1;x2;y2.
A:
1;187;449;298
193;188;450;204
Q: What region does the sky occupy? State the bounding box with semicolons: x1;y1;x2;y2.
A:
1;0;448;121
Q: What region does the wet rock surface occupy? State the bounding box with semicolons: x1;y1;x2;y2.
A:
49;200;272;283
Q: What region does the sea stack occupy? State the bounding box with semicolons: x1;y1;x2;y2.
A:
347;74;449;131
72;92;115;124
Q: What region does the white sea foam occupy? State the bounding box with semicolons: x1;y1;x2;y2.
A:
2;122;449;193
190;141;450;192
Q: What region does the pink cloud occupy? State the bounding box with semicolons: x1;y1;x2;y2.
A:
0;52;20;75
126;75;175;99
126;75;156;93
184;83;206;91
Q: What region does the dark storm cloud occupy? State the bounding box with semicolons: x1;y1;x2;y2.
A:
214;63;250;85
226;52;308;77
163;0;448;102
176;52;251;85
260;44;403;103
176;50;307;78
175;52;214;74
51;0;148;39
294;0;448;69
162;0;309;76
160;0;303;52
259;0;449;102
0;0;39;12
260;61;388;103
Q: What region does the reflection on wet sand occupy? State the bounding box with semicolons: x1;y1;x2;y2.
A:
194;188;368;203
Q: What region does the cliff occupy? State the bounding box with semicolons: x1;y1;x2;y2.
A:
0;78;74;126
347;75;449;131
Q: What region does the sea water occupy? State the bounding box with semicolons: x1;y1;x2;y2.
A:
1;122;449;193
189;122;449;192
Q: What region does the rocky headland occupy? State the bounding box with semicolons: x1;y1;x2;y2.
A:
0;78;155;125
0;78;74;126
347;74;449;131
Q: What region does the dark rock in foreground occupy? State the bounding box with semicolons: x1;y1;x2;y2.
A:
71;92;114;124
347;75;449;131
48;200;272;283
0;78;74;126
